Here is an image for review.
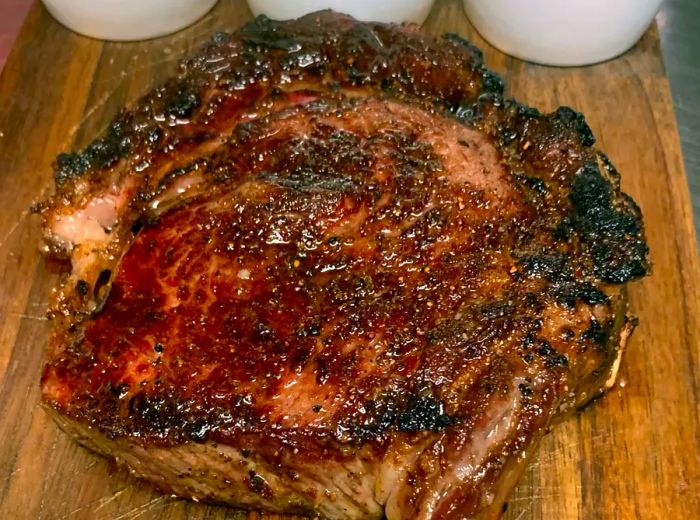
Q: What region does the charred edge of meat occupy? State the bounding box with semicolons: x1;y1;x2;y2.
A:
458;94;596;157
49;12;501;189
462;94;649;284
552;106;595;147
569;162;649;282
441;32;504;95
55;121;132;185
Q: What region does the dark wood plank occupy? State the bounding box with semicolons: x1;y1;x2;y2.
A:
0;0;698;519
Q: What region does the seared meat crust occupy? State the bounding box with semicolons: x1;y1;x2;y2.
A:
36;11;648;520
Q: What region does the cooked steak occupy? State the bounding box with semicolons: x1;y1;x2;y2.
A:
35;11;649;520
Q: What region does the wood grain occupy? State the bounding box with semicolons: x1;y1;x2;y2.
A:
1;1;699;519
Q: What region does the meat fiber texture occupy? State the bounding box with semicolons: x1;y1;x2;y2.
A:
35;11;649;520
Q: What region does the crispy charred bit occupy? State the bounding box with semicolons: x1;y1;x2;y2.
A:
569;160;648;282
55;121;132;185
37;11;649;520
397;396;454;433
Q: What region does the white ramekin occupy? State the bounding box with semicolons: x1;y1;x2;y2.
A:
42;0;218;41
463;0;664;66
247;0;435;24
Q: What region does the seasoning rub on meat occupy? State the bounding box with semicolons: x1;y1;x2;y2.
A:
35;12;649;520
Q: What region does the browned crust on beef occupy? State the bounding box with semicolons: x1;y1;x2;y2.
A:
43;12;501;204
45;287;633;520
36;11;649;520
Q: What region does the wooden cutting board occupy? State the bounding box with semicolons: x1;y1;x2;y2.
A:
1;1;698;518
